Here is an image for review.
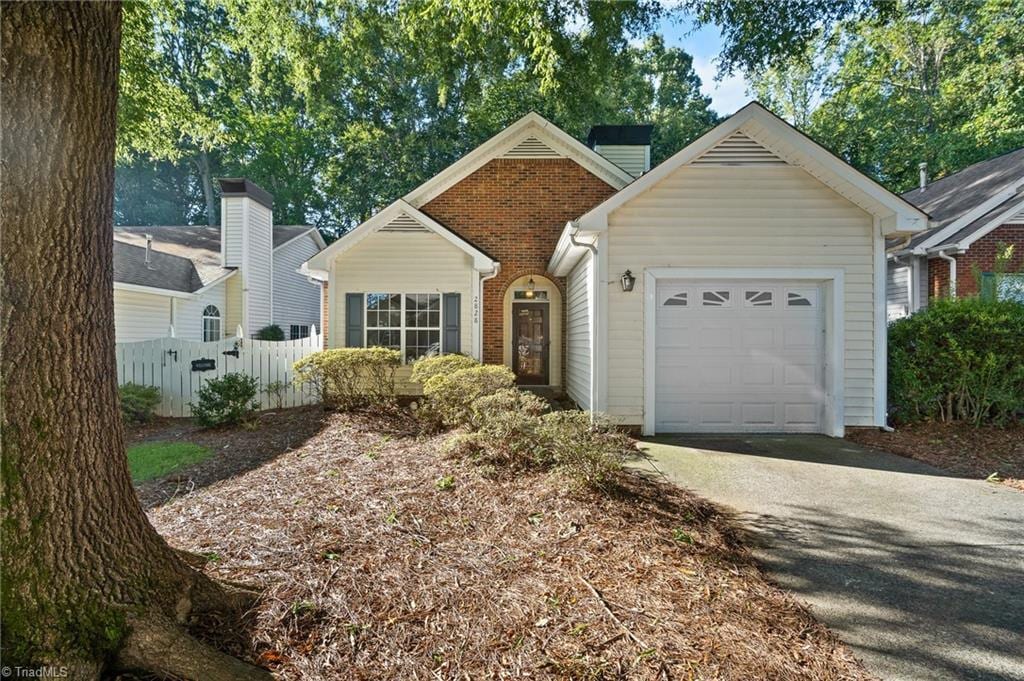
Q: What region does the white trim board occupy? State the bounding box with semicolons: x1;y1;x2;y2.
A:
304;199;498;275
402;112;634;207
641;267;846;438
576;102;928;235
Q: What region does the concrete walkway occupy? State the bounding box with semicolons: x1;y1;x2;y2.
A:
634;435;1024;681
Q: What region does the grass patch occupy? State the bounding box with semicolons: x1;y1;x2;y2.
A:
128;441;211;482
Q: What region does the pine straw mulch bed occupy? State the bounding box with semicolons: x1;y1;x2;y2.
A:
846;422;1024;492
146;408;871;680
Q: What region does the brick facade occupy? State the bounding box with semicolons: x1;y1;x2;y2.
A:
421;158;618;372
927;223;1024;298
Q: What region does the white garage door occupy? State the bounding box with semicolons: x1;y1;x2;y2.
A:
655;280;825;432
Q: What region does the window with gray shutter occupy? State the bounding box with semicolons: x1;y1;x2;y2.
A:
442;292;460;354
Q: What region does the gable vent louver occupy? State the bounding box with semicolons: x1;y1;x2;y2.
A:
379;213;428;233
692;132;786;166
502;136;562;159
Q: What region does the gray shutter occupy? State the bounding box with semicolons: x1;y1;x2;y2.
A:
442;292;460;354
345;293;364;347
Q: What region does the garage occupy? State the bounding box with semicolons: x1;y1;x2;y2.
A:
654;279;826;433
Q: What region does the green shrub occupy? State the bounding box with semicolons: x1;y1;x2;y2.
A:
265;380;288;409
538;411;630;491
293;347;400;410
467;396;553;470
470;388;549;428
410;353;479;384
888;297;1024;425
119;383;161;424
190;373;260;427
421;365;515;428
255;324;285;341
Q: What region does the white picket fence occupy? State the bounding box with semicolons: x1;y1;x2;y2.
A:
115;325;323;417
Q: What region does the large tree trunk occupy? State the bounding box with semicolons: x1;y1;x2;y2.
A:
0;4;269;679
197;149;218;226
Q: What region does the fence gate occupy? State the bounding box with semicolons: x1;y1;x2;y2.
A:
115;326;322;417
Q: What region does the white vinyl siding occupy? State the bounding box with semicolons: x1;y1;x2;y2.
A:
918;258;930;309
172;280;228;341
224;272;242;336
328;230;475;392
886;260;911;321
244;201;274;336
594;144;648;178
566;253;592;409
273;233;322;338
606;164;877;426
114;289;172;343
222;198;244;267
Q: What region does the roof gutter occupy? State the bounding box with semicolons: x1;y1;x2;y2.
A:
568;221;597;255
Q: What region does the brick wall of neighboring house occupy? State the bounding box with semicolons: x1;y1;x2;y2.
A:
421;158;617;373
928;223;1024;299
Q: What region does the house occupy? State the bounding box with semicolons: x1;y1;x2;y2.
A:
113;178;326;343
886;148;1024;319
303;102;929;436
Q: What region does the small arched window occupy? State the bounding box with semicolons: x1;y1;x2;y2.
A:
202;305;221;342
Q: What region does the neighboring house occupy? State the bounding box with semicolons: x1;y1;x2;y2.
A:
304;103;928;436
113;178;326;343
886;148;1024;319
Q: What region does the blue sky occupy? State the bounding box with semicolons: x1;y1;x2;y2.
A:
654;16;750;116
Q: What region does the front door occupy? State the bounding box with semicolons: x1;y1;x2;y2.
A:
512;303;549;385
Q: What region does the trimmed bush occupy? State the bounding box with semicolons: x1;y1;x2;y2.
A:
467;393;553;469
294;347;400;410
119;383;161;424
191;373;260;427
255;324;285;341
888;297;1024;425
410;353;480;385
538;411;631;491
421;365;515;428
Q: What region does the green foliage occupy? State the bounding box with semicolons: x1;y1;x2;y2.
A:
410;353;480;385
420;365;516;429
127;441;212;482
265;380;289;410
116;0;715;228
538;411;631;492
293;348;400;410
436;383;630;492
888;297;1024;426
118;383;161;424
190;373;260;427
808;0;1024;192
255;324;285;341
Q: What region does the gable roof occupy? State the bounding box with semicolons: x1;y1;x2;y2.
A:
901;147;1024;252
402;112;635;207
573;101;929;235
303;199;498;276
113;224;324;293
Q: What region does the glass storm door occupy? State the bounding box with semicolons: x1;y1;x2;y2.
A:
512;303;549;385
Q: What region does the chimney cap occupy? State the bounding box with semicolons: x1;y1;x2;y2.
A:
587;125;654;148
217;177;273;210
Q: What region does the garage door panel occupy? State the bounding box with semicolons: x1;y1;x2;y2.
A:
655;279;825;433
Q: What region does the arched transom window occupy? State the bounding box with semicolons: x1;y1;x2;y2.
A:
202;305;221;342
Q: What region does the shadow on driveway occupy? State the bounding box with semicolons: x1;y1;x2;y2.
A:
634;435;1024;681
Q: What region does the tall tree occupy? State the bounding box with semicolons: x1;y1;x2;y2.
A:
1;4;269;678
810;0;1024;191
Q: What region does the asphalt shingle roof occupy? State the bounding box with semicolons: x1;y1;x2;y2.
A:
902;147;1024;249
112;224;317;292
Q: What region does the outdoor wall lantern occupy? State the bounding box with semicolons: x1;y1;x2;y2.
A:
620;270;636;292
525;276;536;298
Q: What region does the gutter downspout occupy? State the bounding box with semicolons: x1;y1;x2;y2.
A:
567;221;600;416
478;264;501;362
568;222;597;255
936;249;957;298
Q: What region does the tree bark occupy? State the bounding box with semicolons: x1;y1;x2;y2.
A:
0;3;268;678
197;149;217;226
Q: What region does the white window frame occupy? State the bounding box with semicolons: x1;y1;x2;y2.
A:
364;292;442;363
202;305;221;342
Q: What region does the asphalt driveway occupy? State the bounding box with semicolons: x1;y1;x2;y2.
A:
634;435;1024;681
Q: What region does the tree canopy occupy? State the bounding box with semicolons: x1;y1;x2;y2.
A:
116;0;716;231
